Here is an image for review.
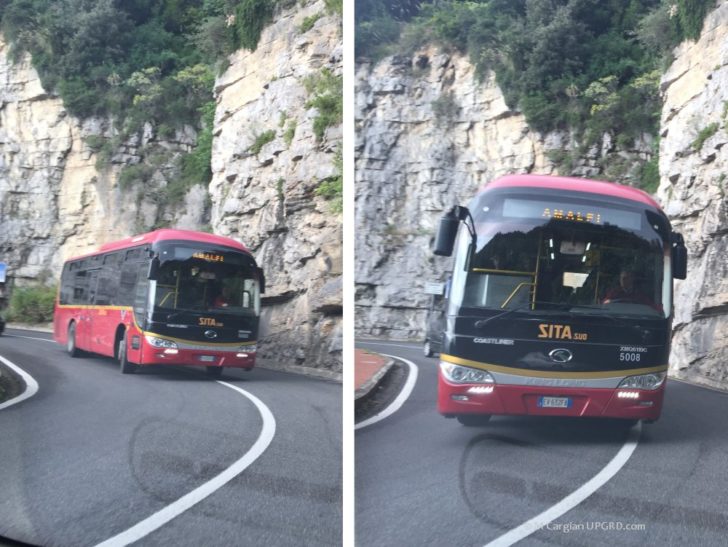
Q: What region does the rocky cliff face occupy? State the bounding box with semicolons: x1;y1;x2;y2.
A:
355;47;650;338
0;0;342;374
657;2;728;389
0;37;202;282
211;0;342;373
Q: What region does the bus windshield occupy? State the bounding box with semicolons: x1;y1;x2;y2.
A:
151;246;260;317
448;195;671;319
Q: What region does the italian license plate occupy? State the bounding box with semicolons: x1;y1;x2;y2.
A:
199;355;215;362
538;396;572;408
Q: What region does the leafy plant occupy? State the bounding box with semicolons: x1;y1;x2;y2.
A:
300;12;322;33
283;119;297;146
250;129;276;155
316;146;342;212
691;122;719;151
304;68;343;141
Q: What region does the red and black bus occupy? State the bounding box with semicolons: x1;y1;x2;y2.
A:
54;229;264;377
433;175;687;425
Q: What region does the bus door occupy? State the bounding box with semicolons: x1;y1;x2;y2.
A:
78;269;99;351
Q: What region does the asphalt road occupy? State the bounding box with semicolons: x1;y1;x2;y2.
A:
355;339;728;547
0;328;341;547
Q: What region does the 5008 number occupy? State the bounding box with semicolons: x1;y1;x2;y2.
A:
619;352;641;362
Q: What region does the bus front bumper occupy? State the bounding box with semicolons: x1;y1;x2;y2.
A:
138;338;257;370
438;374;665;421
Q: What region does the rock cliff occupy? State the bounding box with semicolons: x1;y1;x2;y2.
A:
656;2;728;389
211;1;342;373
0;0;342;374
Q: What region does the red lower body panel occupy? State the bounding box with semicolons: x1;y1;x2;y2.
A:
438;373;664;421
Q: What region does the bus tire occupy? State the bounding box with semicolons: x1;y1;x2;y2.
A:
423;340;433;357
456;414;491;427
206;366;223;378
119;333;139;374
67;322;82;358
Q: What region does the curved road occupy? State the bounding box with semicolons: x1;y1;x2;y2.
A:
356;339;728;546
0;328;341;547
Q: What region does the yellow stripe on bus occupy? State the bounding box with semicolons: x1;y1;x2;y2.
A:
439;353;667;379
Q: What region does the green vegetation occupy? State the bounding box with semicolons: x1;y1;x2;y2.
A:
283;119;297;146
118;163;155;191
6;285;57;323
692;122;720;150
431;92;459;124
0;0;290;208
250;129;276;154
316;146;342;212
304;68;343;141
300;12;322;33
356;0;714;147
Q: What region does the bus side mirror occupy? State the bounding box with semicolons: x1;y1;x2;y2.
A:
148;257;160;280
672;232;687;280
434;208;461;257
258;267;266;294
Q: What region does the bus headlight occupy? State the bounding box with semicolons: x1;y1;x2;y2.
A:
440;362;495;384
240;344;256;353
618;372;666;390
145;335;178;350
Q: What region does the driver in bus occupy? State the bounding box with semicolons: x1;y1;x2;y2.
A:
602;269;655;307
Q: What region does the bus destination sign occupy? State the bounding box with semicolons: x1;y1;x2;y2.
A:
192;252;224;262
502;198;641;230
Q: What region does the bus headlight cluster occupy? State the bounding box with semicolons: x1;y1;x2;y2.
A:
240;344;256;353
145;335;178;350
440;362;495;384
617;372;666;390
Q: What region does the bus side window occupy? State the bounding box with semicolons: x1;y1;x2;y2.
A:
59;264;72;305
73;270;89;304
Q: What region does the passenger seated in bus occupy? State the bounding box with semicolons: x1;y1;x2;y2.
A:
602;269;655;307
212;285;234;308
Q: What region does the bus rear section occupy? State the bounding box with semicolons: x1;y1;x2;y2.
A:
54;229;264;376
432;175;687;425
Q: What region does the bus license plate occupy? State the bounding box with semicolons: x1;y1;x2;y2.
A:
199;355;215;362
538;396;571;408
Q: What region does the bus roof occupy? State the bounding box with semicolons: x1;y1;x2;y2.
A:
69;229;250;262
481;174;661;210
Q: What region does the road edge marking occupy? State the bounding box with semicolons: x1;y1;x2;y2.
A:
94;380;276;547
483;421;642;547
355;353;418;430
0;354;40;411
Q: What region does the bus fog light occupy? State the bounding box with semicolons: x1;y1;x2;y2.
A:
164;348;178;355
236;353;249;358
618;372;666;390
617;391;639;399
440;362;495;384
145;335;178;350
468;386;494;394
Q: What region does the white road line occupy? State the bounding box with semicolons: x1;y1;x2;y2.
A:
0;354;40;410
484;422;642;547
4;334;55;343
355;353;418;430
94;380;276;547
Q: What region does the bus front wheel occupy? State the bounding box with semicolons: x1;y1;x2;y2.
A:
67;323;82;358
119;333;139;374
456;414;491;427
